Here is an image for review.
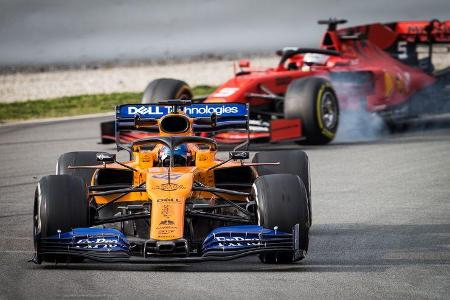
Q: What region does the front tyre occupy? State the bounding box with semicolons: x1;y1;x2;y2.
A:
253;174;310;264
284;77;339;144
33;175;90;263
252;150;311;225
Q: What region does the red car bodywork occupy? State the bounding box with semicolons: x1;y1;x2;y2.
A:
204;20;449;143
102;20;449;144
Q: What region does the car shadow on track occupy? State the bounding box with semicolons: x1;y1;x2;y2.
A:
36;223;449;273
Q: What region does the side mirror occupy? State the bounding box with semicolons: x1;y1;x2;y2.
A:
96;152;116;163
229;151;249;160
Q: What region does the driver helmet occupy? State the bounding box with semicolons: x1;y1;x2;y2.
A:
158;144;190;167
303;53;330;66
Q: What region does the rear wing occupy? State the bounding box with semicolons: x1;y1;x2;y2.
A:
389;20;450;44
321;19;449;73
114;101;249;143
325;20;450;49
384;20;449;72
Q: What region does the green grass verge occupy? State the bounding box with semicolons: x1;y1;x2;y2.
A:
0;85;217;122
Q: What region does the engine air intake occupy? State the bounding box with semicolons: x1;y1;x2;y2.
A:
160;115;190;133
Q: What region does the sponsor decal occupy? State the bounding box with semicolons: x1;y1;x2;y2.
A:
384;72;394;97
396;72;410;94
119;103;246;119
159;220;175;225
157;234;177;239
152;173;183;180
213;87;239;98
407;24;450;35
127;105;165;116
75;238;120;249
153;183;185;191
215;236;261;247
183;105;238;116
140;152;153;162
198;155;208;161
156;222;177;236
161;204;170;218
156;198;180;203
96;153;114;161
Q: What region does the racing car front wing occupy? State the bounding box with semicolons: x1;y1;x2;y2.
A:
32;224;303;264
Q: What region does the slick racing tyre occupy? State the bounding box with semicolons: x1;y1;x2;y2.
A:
57;151;100;185
253;174;310;264
284;77;339;144
142;78;193;103
33;175;90;263
252;150;311;225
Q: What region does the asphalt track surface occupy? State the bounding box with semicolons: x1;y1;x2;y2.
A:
0;116;449;299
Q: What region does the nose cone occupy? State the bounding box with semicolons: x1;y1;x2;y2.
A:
146;171;193;240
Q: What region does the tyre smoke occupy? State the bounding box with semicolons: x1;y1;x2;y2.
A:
334;109;387;143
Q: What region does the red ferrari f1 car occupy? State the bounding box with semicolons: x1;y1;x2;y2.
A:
101;19;450;145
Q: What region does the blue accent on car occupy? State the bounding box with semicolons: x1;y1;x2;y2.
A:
202;225;291;253
117;103;248;119
48;227;130;252
34;225;299;263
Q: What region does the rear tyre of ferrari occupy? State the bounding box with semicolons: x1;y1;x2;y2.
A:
142;78;193;103
57;151;99;185
33;175;90;263
253;174;310;264
284;77;339;145
252;150;311;225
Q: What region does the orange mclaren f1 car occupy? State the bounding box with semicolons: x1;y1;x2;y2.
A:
32;101;311;264
101;19;449;145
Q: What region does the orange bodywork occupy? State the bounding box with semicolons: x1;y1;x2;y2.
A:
90;110;252;241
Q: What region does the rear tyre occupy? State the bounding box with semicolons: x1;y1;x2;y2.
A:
253;174;310;264
33;175;90;263
284;77;339;144
57;151;99;185
252;150;311;225
142;78;193;103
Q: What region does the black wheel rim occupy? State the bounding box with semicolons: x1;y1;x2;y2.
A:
320;91;338;130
